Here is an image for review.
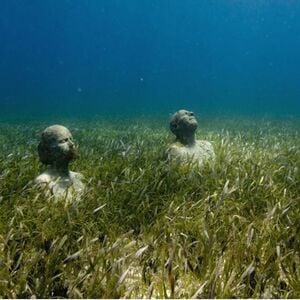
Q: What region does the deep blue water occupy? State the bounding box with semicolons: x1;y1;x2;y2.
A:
1;0;300;119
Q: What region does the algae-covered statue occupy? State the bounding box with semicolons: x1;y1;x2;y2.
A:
167;109;215;166
35;125;85;200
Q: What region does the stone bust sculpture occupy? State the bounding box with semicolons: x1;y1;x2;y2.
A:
167;109;215;166
35;124;85;200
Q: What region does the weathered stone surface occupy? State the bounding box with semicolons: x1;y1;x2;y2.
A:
167;109;215;166
35;124;85;201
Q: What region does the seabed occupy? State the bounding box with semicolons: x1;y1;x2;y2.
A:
0;116;299;298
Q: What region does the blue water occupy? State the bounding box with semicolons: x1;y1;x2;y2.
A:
1;0;300;118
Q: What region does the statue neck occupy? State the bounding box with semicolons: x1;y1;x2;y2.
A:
48;161;70;177
177;132;196;147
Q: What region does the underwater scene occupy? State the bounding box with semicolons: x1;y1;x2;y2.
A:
0;0;299;298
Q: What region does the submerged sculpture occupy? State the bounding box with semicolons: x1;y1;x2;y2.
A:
167;109;215;166
35;125;84;200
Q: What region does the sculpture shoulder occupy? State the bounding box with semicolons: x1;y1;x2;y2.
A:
70;171;84;181
167;142;185;156
196;140;216;157
69;171;85;194
34;172;52;185
197;140;214;149
169;142;186;151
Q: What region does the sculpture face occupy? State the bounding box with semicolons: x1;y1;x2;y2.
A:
170;109;198;137
38;125;77;165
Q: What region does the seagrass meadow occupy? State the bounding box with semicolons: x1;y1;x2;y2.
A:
0;116;299;298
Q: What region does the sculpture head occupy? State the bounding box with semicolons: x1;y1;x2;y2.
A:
170;109;198;139
38;125;77;166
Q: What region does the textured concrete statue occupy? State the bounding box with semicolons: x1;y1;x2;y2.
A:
167;109;215;166
35;125;85;200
